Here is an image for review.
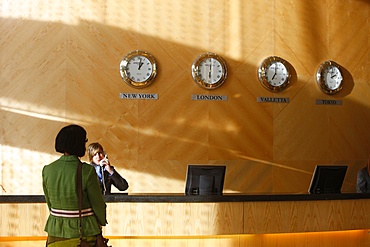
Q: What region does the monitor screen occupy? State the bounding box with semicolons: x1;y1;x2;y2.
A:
308;165;347;194
185;165;226;195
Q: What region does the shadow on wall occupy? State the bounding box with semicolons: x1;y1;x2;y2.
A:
0;0;369;194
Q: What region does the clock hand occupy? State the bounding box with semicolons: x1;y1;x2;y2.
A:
138;58;143;70
329;68;334;78
209;62;212;79
272;65;277;80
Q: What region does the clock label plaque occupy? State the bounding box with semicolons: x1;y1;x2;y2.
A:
192;94;228;101
257;97;290;103
316;99;342;105
120;93;158;100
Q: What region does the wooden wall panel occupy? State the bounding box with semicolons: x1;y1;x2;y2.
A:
0;202;244;237
1;199;369;237
105;202;244;236
1;200;369;247
244;199;370;234
0;0;369;195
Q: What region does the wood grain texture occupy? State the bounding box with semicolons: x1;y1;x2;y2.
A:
0;0;369;196
244;199;370;234
105;202;244;236
1;199;369;237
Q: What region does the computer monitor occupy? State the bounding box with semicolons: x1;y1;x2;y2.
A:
185;165;226;195
308;165;347;194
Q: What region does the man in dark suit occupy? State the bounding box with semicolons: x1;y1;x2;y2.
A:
87;142;129;195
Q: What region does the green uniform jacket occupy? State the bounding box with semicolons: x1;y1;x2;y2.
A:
42;155;107;238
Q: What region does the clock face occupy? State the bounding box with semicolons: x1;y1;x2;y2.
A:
120;50;157;88
323;65;342;90
198;58;224;84
192;52;227;90
316;60;343;95
258;56;292;92
266;61;289;86
125;55;153;83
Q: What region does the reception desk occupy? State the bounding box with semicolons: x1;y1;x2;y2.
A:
1;193;370;246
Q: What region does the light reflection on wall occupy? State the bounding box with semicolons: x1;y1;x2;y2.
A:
1;0;65;22
0;145;57;195
0;104;92;126
0;0;244;58
0;101;247;195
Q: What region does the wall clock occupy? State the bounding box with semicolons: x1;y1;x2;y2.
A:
191;52;227;90
258;56;292;92
120;50;157;88
316;60;343;95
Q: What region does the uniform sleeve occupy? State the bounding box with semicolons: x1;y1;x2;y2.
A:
109;167;129;191
356;169;367;193
42;166;51;210
84;164;107;226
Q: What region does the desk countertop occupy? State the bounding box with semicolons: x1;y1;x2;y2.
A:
1;192;370;203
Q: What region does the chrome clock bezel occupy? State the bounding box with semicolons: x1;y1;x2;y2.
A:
316;60;343;95
120;50;157;88
191;52;228;90
258;56;292;92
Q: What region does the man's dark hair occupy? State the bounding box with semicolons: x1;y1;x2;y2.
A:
55;124;87;157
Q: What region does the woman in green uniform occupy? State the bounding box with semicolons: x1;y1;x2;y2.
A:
42;125;106;246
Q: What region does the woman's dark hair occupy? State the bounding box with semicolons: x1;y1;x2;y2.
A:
55;125;87;157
